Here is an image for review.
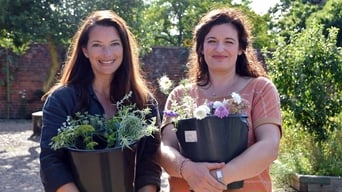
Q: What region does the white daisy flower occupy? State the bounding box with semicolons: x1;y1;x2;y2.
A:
193;105;210;120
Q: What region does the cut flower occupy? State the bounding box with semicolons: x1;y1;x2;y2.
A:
158;75;249;122
193;105;210;120
188;93;248;120
158;75;174;95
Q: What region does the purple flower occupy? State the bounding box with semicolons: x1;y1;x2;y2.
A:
214;105;229;118
208;101;214;108
163;110;179;117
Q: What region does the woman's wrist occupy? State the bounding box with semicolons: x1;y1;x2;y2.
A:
179;158;190;178
56;182;79;192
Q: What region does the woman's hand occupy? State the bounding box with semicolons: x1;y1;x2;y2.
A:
182;161;226;192
56;182;79;192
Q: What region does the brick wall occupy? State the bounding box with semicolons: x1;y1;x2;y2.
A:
0;44;53;119
0;44;189;119
143;46;189;112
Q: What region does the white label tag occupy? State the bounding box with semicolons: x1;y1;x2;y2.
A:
184;130;198;142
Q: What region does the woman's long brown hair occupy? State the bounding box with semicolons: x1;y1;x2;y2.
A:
42;10;151;112
187;8;267;86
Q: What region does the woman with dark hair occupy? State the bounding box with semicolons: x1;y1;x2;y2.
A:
40;10;161;192
159;8;281;192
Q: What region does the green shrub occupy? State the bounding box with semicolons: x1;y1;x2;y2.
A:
275;110;342;177
265;23;342;142
270;160;293;189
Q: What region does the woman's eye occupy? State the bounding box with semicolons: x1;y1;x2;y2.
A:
111;42;121;46
92;43;101;47
225;41;234;44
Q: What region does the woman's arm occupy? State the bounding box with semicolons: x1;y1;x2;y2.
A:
40;87;78;192
159;123;226;192
221;123;281;184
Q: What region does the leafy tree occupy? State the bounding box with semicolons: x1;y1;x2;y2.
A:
138;0;272;54
306;0;342;46
0;0;145;91
268;0;321;45
0;0;145;48
0;0;272;55
265;23;342;142
139;0;221;51
235;5;273;49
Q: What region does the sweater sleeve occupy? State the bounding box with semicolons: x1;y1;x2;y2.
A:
39;87;77;192
251;77;282;129
134;99;162;191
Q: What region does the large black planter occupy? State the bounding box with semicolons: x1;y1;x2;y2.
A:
68;145;136;192
176;115;248;189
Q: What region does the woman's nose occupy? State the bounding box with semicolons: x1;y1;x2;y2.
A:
215;42;225;52
102;46;112;55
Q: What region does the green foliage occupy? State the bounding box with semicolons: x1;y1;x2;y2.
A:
138;0;271;54
270;160;293;189
0;34;29;55
1;0;61;46
276;110;342;176
260;0;342;180
0;0;272;55
139;0;223;52
306;0;342;47
233;3;274;49
265;23;342;141
50;112;107;150
268;0;321;46
50;92;158;150
0;47;19;87
0;0;145;48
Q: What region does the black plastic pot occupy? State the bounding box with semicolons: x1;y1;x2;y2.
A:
176;114;248;189
68;144;136;192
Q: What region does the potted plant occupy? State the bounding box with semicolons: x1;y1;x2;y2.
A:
50;92;158;192
159;76;249;189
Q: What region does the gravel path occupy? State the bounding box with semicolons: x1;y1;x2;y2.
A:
0;119;43;192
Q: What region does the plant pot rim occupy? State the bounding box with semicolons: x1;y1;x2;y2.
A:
179;114;248;121
67;142;137;152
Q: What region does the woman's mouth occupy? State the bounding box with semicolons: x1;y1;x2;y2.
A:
99;60;114;64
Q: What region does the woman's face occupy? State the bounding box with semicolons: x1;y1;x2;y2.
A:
202;23;242;73
82;25;123;78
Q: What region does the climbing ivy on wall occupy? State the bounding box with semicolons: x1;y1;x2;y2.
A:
0;37;25;118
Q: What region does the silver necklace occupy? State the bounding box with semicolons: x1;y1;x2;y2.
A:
210;77;240;98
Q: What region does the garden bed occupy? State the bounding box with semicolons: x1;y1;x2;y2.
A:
290;173;342;192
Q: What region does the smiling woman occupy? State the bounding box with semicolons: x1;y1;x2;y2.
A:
158;7;281;192
39;10;162;192
82;25;123;80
